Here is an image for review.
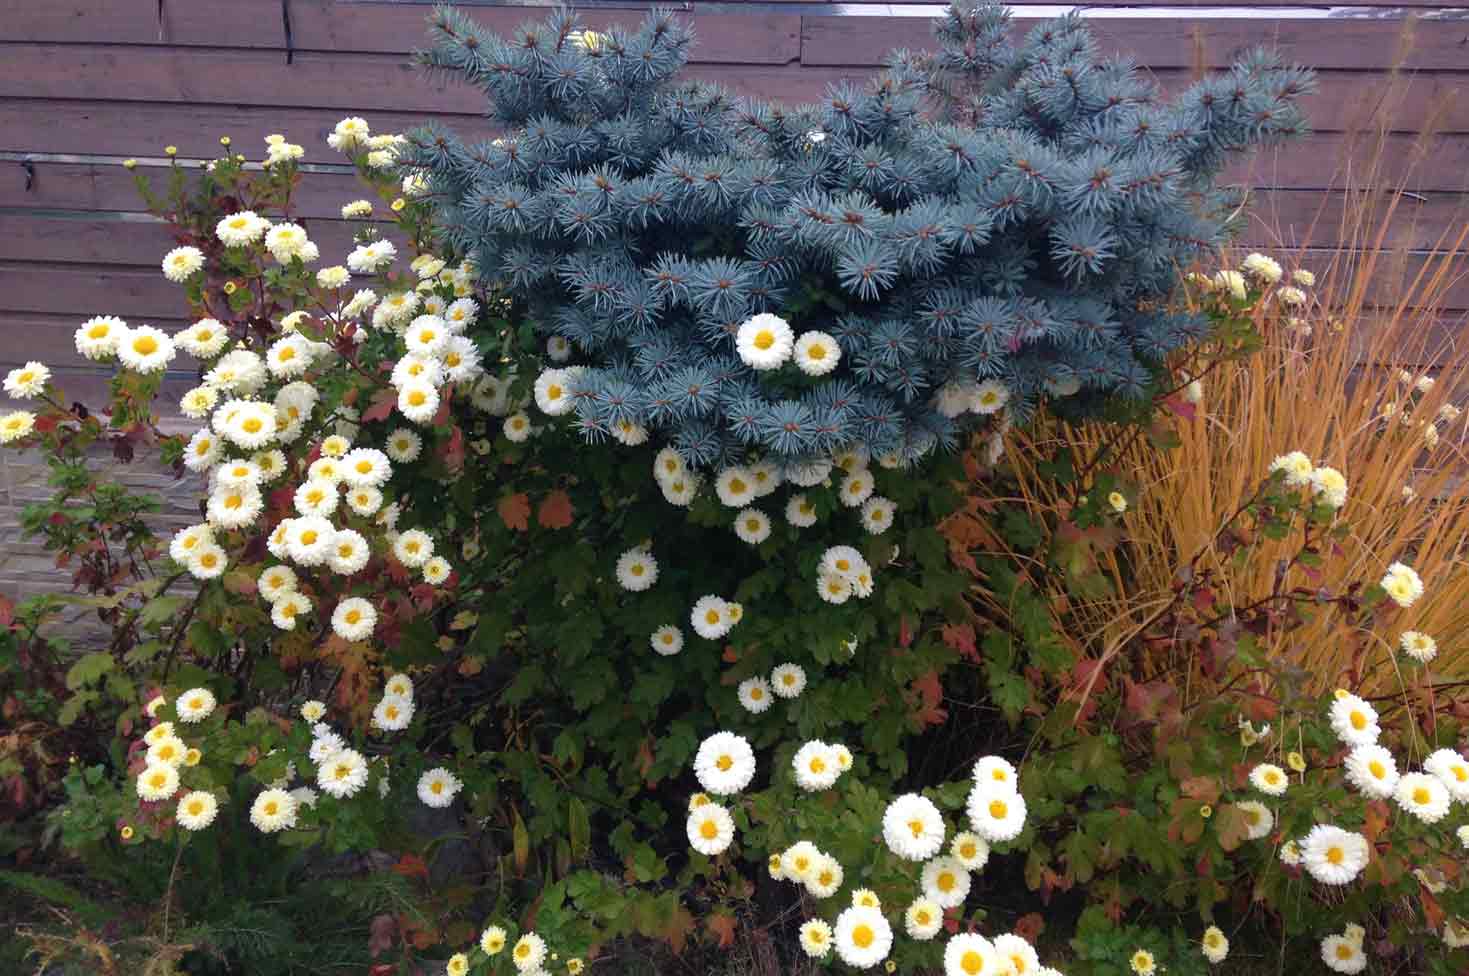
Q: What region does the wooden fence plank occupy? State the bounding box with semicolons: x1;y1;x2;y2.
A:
0;45;860;116
799;14;1453;71
0;313;191;372
0;0;282;47
287;1;801;65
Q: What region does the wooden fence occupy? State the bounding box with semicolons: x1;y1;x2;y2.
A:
3;0;1468;390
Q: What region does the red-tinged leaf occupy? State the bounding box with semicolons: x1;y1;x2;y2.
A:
1014;913;1045;943
707;912;737;949
498;493;531;532
664;906;696;954
899;615;913;649
721;646;739;664
1363;799;1390;844
1422;888;1445;931
361;387;397;423
442;425;465;474
432;386;454;427
1192;586;1215;612
909;671;947;728
636;737;657;784
392;853;429;880
1165;397;1197;421
222;570;257;596
1180;776;1220;804
34;414;59;434
941;622;979;661
537;489;575;529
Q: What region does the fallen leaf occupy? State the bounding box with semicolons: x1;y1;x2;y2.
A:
498;493;531;532
537;489;575;529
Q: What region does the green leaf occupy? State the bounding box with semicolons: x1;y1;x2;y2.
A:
568;797;591;862
65;652;114;690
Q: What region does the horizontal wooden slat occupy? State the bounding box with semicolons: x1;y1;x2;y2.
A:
0;46;859;116
288;2;801;65
0;313;193;373
799;14;1457;71
0;0;282;47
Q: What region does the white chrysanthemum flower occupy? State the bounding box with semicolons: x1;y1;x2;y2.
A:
207;350;268;395
290;478;337;519
257;564;297;603
967;782;1026;843
1398;630;1437;663
904;898;943;940
1379;561;1423;608
75;315;125;360
381;673;413;701
264;222;311;263
921;855;971;909
216;210;269;247
187;543;228;579
883;793;946;861
1242;252;1283;283
1343;744;1398;798
793;741;841;792
403;315;448;358
615;548;658;591
222;402;277;450
502;411;532;442
440;335;483;383
687;802;735;855
1293;268;1316;288
691;595;733;639
414;767;461;807
781;840;821;881
1301;824;1369;885
993;934;1039;976
793;330;841;376
833;905;891;970
732;508;771;545
175;688;216;723
971;379;1010;415
215;458;261;489
1268;450;1314;487
974;756;1018;791
817;572;853;604
532;368;574;416
478;925;507;956
1424;748;1469;802
838;469;874;508
850;889;880;910
1320;934;1366;974
833;443;869;473
944;933;997;976
374;290;420;330
422;556;451;585
341;288;378;319
785;493;818;527
317;748;369;798
390;354;442;390
805;854;844;899
343;485;382;517
285;515;335;566
609;418;648;446
144;696;166;718
316;264;351;289
393;529;433;568
713;466;756;508
443;296;478;330
270;591;312;631
146;735;187;767
161;245;205;283
116;324;177;374
265;334;313;378
169;523;213;564
860;495;894;534
346;238;396;273
935;380;977;419
1329;693;1380;747
693;731;755;796
542;334;573;363
252;449;286;483
736;313;795;371
1213;268;1246;299
341;448;390;490
1279;839;1302;866
1394;771;1451;823
745;461;780;498
820;545;867;581
384;428;422;464
1249;763;1288;796
207;483;264;530
1276;285;1307;307
1235;800;1274;840
372;694;414;732
647;625;684;657
799;919;833;958
659;473;697;506
326;530;369;576
1201;924;1228;964
309;456;345;483
737;676;773;714
510;932;547;973
397;380;441;424
331;597;377;642
249;787;297;832
176;790;219;830
295;701;325;725
785;457;834;487
3;361;49;399
950;831;990;871
771;663;806;699
653;447;685;484
1309;465;1348;509
143;722;176;748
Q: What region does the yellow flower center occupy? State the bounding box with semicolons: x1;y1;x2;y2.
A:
345;610;361;625
547;384;562;399
699;819;718;840
631;564;644;576
279;347;296;361
835;559;850;572
1326;846;1344;865
807;343;826;359
716;755;733;772
809;756;825;773
263;801;279;815
445;352;461;368
916;910;931;925
1244;809;1260;825
745;519;760;532
959;841;977;858
961;952;984;974
989;799;1008;820
200;553;219;568
1350;711;1367;730
301;530;318;545
753;330;775;351
908;819;925;838
937;871;955;892
706;610;721;625
849;481;863;495
852;924;874;949
226;494;243;509
229;217;249;230
408;391;427;407
1368;760;1385;778
188;800;204;815
242;417;263;433
1412;787;1430;805
729;477;747;494
1336;945;1353;960
750;687;763;700
88;324;110;339
431;781;443;794
516;944;530;959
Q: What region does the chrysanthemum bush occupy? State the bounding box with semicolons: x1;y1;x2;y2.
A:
3;3;1465;975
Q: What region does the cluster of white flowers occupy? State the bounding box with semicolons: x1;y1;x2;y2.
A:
1267;450;1347;509
817;544;875;605
129;701;220;833
966;755;1027;844
737;662;810;714
686;793;736;857
371;672;415;733
933;377;1011;419
1320;922;1368;974
690;593;744;640
776;839;846;901
792;740;853;791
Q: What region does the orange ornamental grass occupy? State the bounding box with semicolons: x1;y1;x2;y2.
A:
1001;122;1469;697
